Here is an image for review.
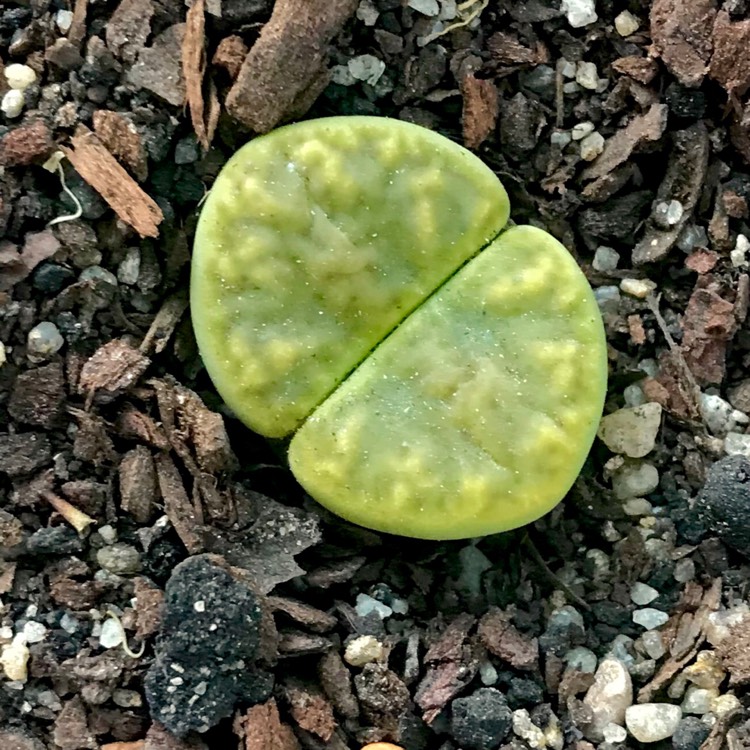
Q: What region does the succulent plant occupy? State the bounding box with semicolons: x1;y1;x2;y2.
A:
191;116;607;540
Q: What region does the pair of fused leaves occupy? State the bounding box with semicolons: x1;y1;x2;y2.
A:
191;117;607;539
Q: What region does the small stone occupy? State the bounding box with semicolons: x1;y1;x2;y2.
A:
344;635;386;667
563;81;580;94
33;264;75;294
712;693;741;718
407;0;440;15
674;558;695;583
99;617;124;649
560;59;577;79
80;265;118;287
22;622;47;644
27;322;64;360
731;234;750;268
56;9;74;32
0;635;30;681
4;64;37;91
681;686;717;715
452;688;512;750
479;660;498;685
603;722;628;743
612;461;659;500
683;651;725;690
511;708;546;748
26;525;83;555
633;608;670;630
677;224;708;252
598;403;662;458
653;200;684;229
593;246;619;272
564;646;597;673
560;0;597;28
594;285;621;314
576;62;599;90
2;90;25;118
174;137;200;165
96;544;142;575
620;277;657;298
98;525;117;544
355;593;392;619
614;10;640;36
348;55;386;86
702;391;750;436
630;582;659;606
580;132;605;161
582;658;633;742
572;121;595;141
641;631;666;660
551;130;572;147
117;247;141;285
356;0;379;25
624;384;646;407
672;716;711;750
112;688;143;708
625;703;682;742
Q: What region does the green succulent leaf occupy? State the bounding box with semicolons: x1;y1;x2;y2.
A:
191;116;607;539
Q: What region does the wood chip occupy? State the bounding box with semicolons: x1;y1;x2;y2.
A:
139;293;188;355
226;0;357;133
681;277;736;386
234;699;301;750
62;126;163;237
612;55;659;84
68;0;88;46
213;35;248;80
133;577;164;639
78;338;150;407
460;73;499;150
638;578;721;702
425;613;475;663
155;453;203;554
182;0;209;150
582;104;667;182
92;110;148;181
632;123;709;265
119;445;157;524
267;596;337;634
716;618;750;686
285;683;336;741
650;0;716;87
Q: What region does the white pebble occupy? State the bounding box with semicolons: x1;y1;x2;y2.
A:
681;685;717;715
712;693;741;718
356;0;380;25
576;62;600;90
348;54;386;86
674;558;695;583
615;10;640;37
559;59;577;79
551;130;572;147
624;384;646;408
580;132;605;161
4;64;37;91
625;703;682;742
731;234;750;268
1;89;25;119
22;622;47;644
699;392;749;437
633;607;670;630
99;618;124;649
56;9;74;32
98;525;117;544
344;635;386;667
620;277;657;298
641;631;666;660
560;0;597;28
593;245;619;271
598;403;663;458
572;121;595;141
27;321;64;360
724;432;750;458
603;723;628;743
355;593;392;619
479;659;498;685
407;0;440;15
512;709;547;747
630;582;659;606
0;635;30;682
624;498;653;516
583;658;633;742
565;646;598;673
612;461;659;500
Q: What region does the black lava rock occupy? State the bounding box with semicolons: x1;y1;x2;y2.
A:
26;525;83;555
451;688;512;750
695;455;750;554
673;716;711;750
145;555;268;736
665;83;706;121
507;678;544;709
32;263;75;294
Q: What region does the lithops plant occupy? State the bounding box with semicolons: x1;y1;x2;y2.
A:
191;116;607;540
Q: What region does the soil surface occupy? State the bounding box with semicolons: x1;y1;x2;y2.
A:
3;1;750;750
